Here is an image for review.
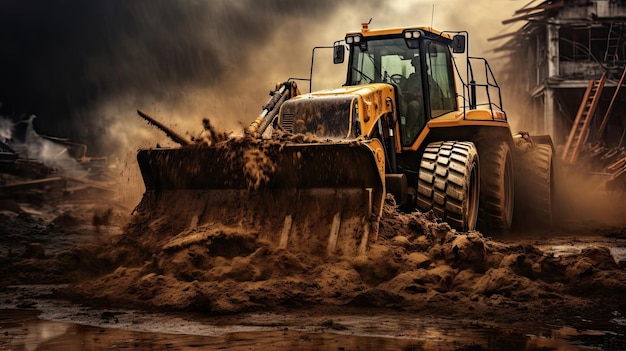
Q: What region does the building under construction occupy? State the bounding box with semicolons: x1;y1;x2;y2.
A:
493;0;626;183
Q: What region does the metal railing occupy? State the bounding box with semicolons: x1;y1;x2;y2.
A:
455;55;507;121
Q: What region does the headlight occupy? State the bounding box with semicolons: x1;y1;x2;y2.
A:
345;34;363;45
403;29;422;49
404;30;421;39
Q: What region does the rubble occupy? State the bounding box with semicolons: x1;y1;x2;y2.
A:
579;142;626;193
0;116;117;213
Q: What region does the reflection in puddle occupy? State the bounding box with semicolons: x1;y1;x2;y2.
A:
535;243;626;262
1;310;69;351
1;286;624;350
2;309;623;351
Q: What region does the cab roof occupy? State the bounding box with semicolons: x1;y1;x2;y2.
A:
346;23;453;40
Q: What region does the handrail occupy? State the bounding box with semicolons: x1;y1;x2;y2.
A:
459;57;506;121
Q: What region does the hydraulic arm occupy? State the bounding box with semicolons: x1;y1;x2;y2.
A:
247;81;301;138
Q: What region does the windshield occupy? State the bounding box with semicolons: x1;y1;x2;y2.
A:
347;37;419;86
347;36;457;146
348;37;426;145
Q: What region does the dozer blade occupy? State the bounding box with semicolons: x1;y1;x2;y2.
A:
135;141;385;257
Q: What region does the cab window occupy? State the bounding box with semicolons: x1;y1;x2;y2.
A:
424;40;457;117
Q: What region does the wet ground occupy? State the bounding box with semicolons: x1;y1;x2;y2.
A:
499;228;626;265
1;226;626;350
1;186;625;350
1;307;622;350
0;284;624;350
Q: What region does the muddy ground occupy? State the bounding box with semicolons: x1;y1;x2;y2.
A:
0;141;625;349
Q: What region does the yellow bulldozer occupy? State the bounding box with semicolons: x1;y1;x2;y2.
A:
135;23;555;257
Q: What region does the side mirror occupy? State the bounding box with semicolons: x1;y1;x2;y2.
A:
333;41;345;64
452;34;466;53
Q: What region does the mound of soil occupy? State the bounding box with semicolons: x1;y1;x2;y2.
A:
50;194;625;324
1;134;625;326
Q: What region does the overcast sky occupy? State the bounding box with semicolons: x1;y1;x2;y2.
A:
0;0;524;154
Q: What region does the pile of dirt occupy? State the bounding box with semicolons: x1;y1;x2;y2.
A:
2;132;625;325
56;194;626;323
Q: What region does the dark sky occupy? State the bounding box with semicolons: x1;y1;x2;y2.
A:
0;0;340;152
0;0;515;154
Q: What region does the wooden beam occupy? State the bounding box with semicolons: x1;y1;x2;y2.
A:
0;177;66;195
488;31;520;42
514;0;565;15
596;67;626;140
503;0;566;25
502;11;545;25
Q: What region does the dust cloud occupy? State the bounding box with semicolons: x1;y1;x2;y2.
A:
0;1;520;157
0;0;525;209
555;161;626;230
0;117;12;141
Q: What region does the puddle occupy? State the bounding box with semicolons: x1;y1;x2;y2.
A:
535;244;626;262
1;309;613;351
1;285;624;351
499;232;626;264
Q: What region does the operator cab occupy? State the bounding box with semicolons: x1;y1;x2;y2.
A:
342;27;458;146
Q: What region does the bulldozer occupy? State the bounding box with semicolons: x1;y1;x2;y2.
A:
135;23;555;257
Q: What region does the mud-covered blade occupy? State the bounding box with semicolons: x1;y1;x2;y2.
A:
135;142;385;256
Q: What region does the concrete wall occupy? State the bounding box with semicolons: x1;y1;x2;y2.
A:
558;0;626;20
560;61;606;78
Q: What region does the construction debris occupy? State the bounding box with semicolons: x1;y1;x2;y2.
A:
491;0;626;195
0;116;117;212
581;143;626;192
0;139;51;180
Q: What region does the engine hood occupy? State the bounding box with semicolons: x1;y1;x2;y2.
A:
278;83;396;139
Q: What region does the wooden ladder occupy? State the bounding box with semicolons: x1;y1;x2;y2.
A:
561;72;607;164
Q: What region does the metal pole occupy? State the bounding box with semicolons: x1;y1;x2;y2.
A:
596;66;626;141
310;46;334;93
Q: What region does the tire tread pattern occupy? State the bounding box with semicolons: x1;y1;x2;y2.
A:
417;141;478;230
515;144;553;227
478;142;513;232
528;145;553;225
